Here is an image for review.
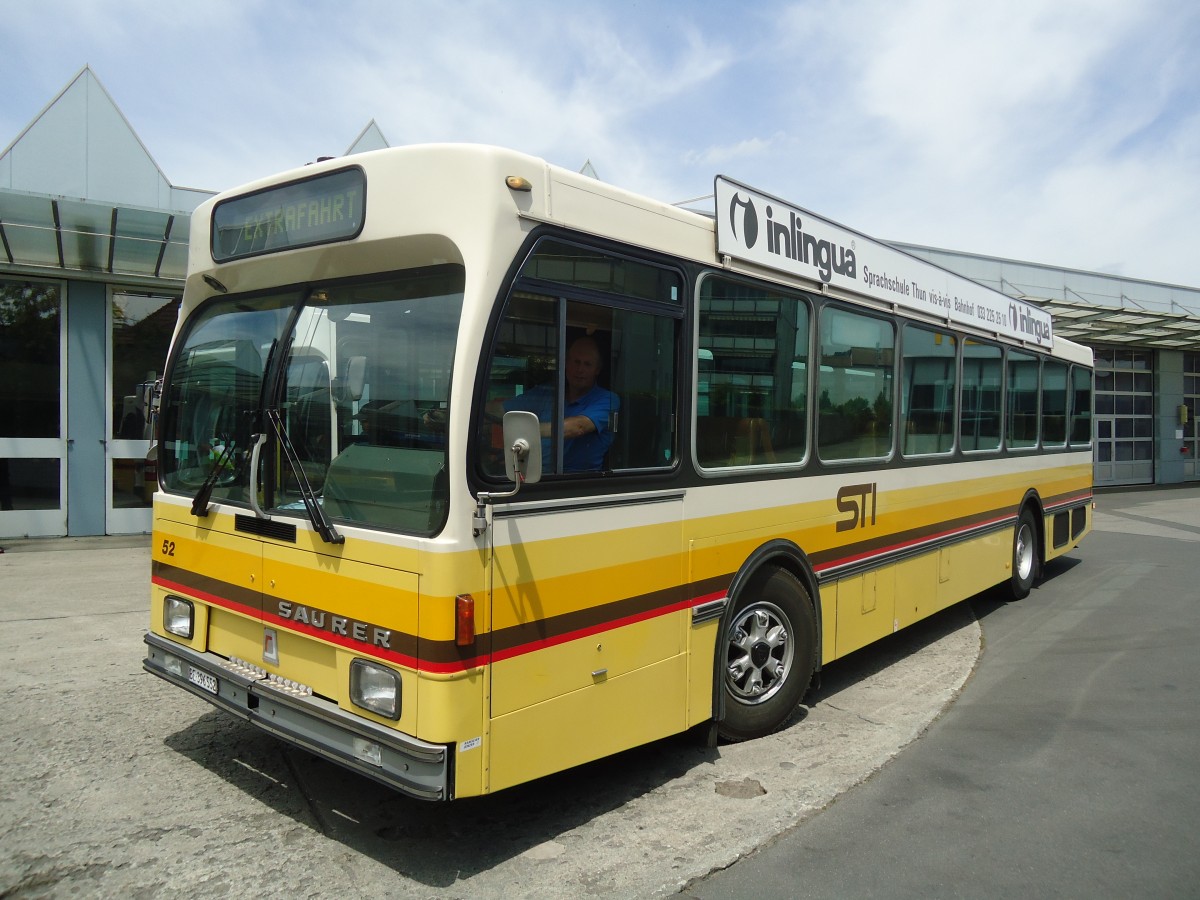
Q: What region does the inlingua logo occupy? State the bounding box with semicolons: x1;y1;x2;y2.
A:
764;206;856;284
728;192;759;249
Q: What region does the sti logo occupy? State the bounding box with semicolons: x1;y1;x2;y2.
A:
727;192;759;249
836;482;878;532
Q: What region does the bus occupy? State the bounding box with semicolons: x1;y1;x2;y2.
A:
143;144;1093;801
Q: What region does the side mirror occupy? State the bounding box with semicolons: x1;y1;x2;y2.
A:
345;356;367;402
473;410;542;537
503;410;542;484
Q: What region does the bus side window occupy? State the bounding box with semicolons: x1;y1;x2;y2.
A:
478;298;679;476
817;306;895;462
1069;365;1092;447
961;340;1002;452
478;239;683;478
1007;350;1040;450
606;307;678;471
901;325;956;457
1042;360;1068;447
478;293;559;476
696;275;810;470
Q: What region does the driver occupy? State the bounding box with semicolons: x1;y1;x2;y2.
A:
500;335;619;472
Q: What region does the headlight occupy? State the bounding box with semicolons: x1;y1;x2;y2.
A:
163;596;194;639
350;659;401;719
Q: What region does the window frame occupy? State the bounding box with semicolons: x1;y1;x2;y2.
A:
815;302;897;465
899;323;958;459
474;234;685;484
693;272;813;474
1069;364;1094;449
959;338;1004;455
1005;348;1041;452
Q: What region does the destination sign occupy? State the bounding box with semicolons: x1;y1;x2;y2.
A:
714;176;1053;348
211;167;366;262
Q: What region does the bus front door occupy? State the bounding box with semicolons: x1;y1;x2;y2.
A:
487;494;687;793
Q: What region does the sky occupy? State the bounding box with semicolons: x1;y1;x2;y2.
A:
3;0;1200;287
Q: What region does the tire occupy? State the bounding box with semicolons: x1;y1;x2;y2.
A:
718;567;817;742
1009;507;1039;600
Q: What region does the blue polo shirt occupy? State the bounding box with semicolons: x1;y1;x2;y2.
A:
505;384;619;472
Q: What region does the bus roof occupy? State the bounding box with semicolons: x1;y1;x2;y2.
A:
187;143;1089;363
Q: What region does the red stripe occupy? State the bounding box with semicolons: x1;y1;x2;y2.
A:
1044;490;1093;511
489;597;696;665
260;606;430;670
155;496;1089;674
153;575;259;617
812;512;1013;574
154;573;717;675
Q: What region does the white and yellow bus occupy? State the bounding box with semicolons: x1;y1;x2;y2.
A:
144;144;1093;800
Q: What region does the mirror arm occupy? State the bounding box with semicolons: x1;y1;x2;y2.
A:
473;438;531;537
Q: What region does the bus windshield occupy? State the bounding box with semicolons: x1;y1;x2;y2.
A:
160;265;464;535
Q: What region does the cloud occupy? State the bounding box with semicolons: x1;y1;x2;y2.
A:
740;0;1200;284
4;0;1200;286
684;136;779;169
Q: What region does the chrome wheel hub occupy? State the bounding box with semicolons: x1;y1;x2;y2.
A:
726;602;794;705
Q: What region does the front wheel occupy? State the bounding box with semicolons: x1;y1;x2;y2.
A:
1009;507;1039;600
718;567;816;742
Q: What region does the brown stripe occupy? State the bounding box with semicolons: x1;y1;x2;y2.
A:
153;491;1080;668
1043;488;1092;509
807;503;1012;568
153;560;263;614
485;582;686;656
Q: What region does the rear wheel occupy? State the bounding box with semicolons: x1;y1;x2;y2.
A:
1009;507;1039;600
718;567;816;742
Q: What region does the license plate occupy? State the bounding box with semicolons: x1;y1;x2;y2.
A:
188;666;218;695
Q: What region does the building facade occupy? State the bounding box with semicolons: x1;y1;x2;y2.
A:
896;245;1200;487
2;68;1198;540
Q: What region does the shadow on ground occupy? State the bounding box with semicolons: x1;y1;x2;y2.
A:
160;572;1017;887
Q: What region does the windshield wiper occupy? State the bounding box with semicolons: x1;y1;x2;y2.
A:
245;304;343;544
191;337;280;518
264;407;344;544
190;440;235;517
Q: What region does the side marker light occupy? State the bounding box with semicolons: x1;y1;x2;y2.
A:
455;594;475;647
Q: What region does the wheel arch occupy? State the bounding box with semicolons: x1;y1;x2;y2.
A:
711;539;823;726
1018;488;1046;565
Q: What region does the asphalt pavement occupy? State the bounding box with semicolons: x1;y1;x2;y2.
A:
682;485;1200;899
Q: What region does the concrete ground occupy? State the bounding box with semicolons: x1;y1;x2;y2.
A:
0;529;980;898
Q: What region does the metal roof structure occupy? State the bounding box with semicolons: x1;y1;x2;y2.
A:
1027;297;1200;350
894;243;1200;352
0;189;189;285
0;66;211;289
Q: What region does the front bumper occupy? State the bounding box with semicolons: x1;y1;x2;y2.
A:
143;632;449;800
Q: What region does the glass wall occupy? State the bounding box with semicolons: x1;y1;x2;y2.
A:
0;279;62;513
1185;351;1199;481
1093;347;1154;485
109;292;180;517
